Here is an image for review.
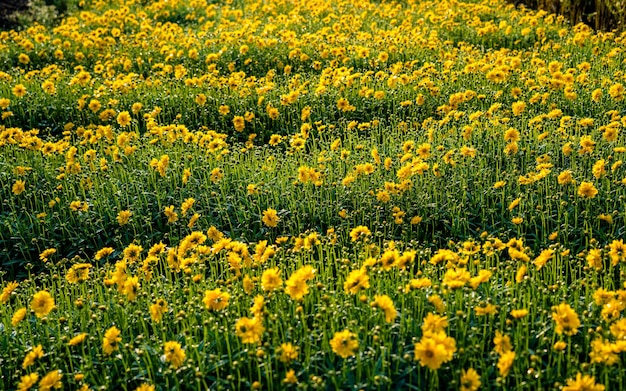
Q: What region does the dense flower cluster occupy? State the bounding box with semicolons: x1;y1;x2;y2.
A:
1;0;626;389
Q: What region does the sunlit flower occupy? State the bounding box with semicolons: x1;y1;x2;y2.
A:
12;307;27;326
235;316;264;344
1;281;18;303
562;373;605;391
163;341;185;369
283;369;298;384
330;330;358;358
371;294;397;323
349;226;371;242
460;368;481;391
12;180;25;195
497;351;515;377
262;208;279;228
277;342;299;363
150;299;168;323
117;210;132;225
203;288;230;311
261;267;282;291
103;326;122;355
31;290;55;318
68;333;88;347
16;373;39;391
22;344;44;369
116;111;131;127
38;370;62;391
414;331;456;370
552;303;581;336
343;268;370;294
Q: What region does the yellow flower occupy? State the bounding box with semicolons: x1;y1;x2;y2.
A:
12;180;26;195
1;281;18;303
414;331;456;370
233;115;245;132
17;373;39;391
421;313;448;334
475;303;498;316
330;330;358;358
88;99;101;112
609;83;624;101
277;342;299;363
533;249;554;270
94;247;114;260
117;210;132;225
243;275;255;294
511;101;526;116
460;368;481;391
410;215;423;224
510;309;529;319
343;268;370;295
552;303;581;336
66;263;92;284
267;106;279;119
149;299;168;323
608;239;626;265
31;290;55;318
68;333;88;346
562;373;604;391
592;88;603;102
203;288;230;311
12;307;27;326
116;111;131;127
494;181;506;189
218;105;230;115
164;341;185;369
103;326;121;355
586;249;603;270
261;267;282;291
135;384;155;391
235;316;265;344
592;159;606;179
269;134;282;146
371;294;397;323
22;344;44;369
337;97;351;111
39;370;63;391
349;225;371;242
497;351;515;377
442;268;470;289
182;168;192;185
508;197;521;211
493;330;512;354
553;341;567;352
12;84;27;97
284;266;315;301
195;94;206;106
164;205;178;223
121;276;140;301
131;102;143;114
39;248;56;262
469;269;492;289
428;295;446;314
577;181;598;198
249;295;265;317
262;208;279;228
283;369;298;384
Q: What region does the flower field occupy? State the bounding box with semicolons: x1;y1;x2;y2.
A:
1;0;626;389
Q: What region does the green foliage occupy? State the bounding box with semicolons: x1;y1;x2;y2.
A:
0;0;81;30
